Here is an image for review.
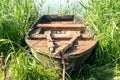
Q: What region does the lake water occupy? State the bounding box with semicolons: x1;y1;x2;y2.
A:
34;0;89;15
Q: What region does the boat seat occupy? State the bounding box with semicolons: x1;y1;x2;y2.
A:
31;34;92;40
36;23;85;31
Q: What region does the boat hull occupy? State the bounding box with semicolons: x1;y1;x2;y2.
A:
29;40;97;74
25;15;98;74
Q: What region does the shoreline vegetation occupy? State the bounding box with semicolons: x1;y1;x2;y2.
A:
0;0;120;80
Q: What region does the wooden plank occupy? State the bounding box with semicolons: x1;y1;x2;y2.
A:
53;33;81;56
31;34;92;40
37;23;84;28
36;23;85;31
31;34;46;39
46;31;55;53
50;21;73;24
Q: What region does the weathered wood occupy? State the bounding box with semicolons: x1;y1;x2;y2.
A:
31;34;92;40
51;21;73;24
37;23;84;28
53;33;81;56
36;23;85;31
62;51;65;80
34;28;41;34
46;31;55;53
31;28;41;35
25;15;98;77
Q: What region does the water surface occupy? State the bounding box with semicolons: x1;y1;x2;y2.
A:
35;0;89;15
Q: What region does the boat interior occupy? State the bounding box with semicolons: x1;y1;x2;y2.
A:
25;15;97;57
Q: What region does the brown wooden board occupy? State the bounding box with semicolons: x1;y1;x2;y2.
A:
36;24;85;31
31;34;92;40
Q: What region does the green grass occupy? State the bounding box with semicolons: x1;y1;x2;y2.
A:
7;49;60;80
0;0;38;44
0;0;39;54
85;0;120;65
78;0;120;79
0;0;61;79
0;0;120;80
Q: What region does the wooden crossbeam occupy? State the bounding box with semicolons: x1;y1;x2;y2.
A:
50;21;73;24
31;34;92;40
36;24;85;31
53;33;81;56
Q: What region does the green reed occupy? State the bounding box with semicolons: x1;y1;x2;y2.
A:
75;0;120;79
7;49;60;80
85;0;120;66
0;0;38;44
1;0;120;80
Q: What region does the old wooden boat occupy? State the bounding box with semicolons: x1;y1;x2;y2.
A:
25;15;97;74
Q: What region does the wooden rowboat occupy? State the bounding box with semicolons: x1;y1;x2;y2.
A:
25;15;98;75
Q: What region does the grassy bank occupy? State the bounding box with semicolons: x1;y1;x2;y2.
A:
0;0;38;44
0;0;120;80
0;0;61;80
85;0;120;67
79;0;120;79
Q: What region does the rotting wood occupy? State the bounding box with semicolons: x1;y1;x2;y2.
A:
51;21;73;24
30;28;41;36
45;31;55;53
31;34;92;40
53;33;81;56
37;23;84;28
25;15;98;78
34;28;41;34
36;23;85;31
